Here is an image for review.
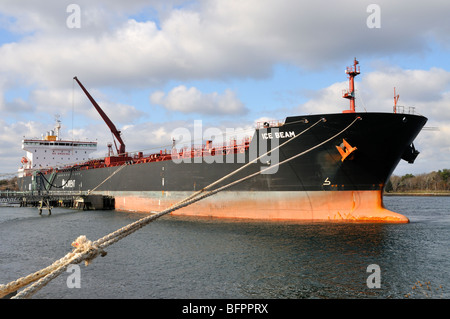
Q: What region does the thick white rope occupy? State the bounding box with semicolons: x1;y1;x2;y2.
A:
1;116;360;299
87;162;128;195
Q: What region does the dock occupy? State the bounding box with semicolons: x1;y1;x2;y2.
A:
0;190;115;213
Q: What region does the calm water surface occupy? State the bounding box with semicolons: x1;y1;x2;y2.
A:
0;196;448;299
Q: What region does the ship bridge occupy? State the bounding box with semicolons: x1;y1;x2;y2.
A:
18;118;97;177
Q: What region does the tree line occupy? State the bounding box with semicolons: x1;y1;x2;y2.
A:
385;169;450;193
0;177;18;191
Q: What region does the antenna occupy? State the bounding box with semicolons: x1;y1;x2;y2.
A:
54;114;61;140
393;87;399;114
342;58;360;113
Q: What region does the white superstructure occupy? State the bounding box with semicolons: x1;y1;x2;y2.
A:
18;118;97;177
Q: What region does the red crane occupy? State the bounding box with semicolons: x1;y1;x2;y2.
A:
73;76;126;156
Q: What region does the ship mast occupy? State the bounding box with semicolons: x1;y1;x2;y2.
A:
73;76;126;156
54;114;61;140
393;87;399;114
342;58;360;113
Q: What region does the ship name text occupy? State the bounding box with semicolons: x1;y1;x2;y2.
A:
261;131;295;140
62;179;76;188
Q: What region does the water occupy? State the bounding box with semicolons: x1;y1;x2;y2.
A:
0;196;448;300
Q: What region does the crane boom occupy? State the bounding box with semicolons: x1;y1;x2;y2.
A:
73;76;126;156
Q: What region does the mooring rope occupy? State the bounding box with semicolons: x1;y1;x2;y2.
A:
0;116;361;299
87;162;128;195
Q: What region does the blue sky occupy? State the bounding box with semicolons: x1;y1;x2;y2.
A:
1;0;450;177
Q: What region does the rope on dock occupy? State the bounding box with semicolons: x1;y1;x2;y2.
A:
0;116;360;299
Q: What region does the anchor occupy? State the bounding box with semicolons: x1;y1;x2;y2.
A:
336;139;357;162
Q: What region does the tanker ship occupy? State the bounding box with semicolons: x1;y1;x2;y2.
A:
17;59;427;222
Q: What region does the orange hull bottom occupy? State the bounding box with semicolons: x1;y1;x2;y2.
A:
111;190;408;223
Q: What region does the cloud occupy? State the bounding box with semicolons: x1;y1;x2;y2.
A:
2;0;450;89
298;66;450;118
0;120;49;174
150;85;247;115
357;67;450;122
0;0;170;35
299;82;350;115
18;87;144;126
362;67;450;102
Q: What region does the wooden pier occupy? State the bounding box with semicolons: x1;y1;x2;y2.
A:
0;190;115;214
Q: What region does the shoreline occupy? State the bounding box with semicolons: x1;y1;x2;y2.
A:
384;192;450;197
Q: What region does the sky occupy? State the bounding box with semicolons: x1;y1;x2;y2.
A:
1;0;450;178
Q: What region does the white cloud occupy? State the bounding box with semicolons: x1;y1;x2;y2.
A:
299;82;349;115
356;67;450;123
362;67;450;103
298;66;450;118
92;100;146;125
21;87;144;126
2;0;450;89
150;85;247;115
0;120;49;174
0;0;172;35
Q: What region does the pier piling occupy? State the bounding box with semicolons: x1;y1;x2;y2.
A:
0;191;115;212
